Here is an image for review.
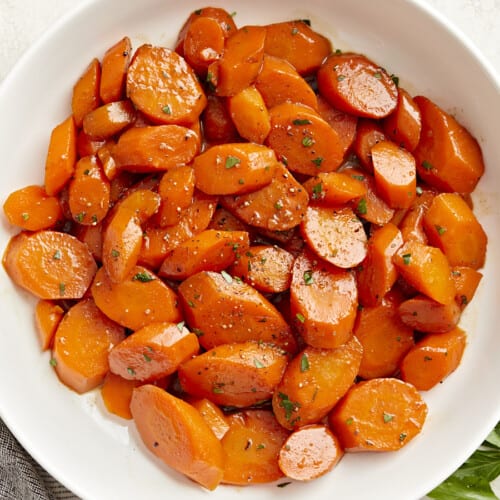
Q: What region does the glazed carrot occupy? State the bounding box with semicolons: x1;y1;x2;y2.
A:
221;410;290;485
413;95;484;193
208;207;249;233
3;230;97;299
34;299;65;351
109;322;199;381
159;230;249;280
263;20;332;75
72;58;101;128
227;86;271;144
278;425;343;481
111;125;200;173
221;162;309;231
229;244;294;293
187;398;230;440
382;88;422;151
193;143;277;195
303;172;367;206
423;192;487;269
301;206;367;269
398;294;461;333
3;185;62;231
101;372;140;419
352;119;386;172
329;378;427;451
371;140;417;209
182;16;225;76
255;55;318;110
202;95;239;145
44;115;77;196
127;44;207;125
400;327;467;391
100;36;132;103
451;266;483;309
177;270;297;353
266;102;344;176
68;155;110;226
290;250;358;349
74;223;103;262
317;53;398;119
82;100;136;140
178;341;288;407
112;188;161;224
316;95;358;154
77;130;106;157
130;385;224;490
96;142;118;180
398;188;435;244
213;25;266;97
357;222;403;306
354;292;414;379
91;265;181;330
52;298;125;393
272;337;362;429
393;240;455;305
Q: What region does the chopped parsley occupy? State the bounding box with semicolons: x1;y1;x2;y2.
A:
303;270;314;286
311;157;324;167
383;412;395;423
292;118;312;126
357;198;368;215
302;136;314;147
221;270;233;284
402;253;412;265
225;155;241;169
296;313;305;323
132;271;155;282
162;104;172;115
422;160;434;171
300;353;310;372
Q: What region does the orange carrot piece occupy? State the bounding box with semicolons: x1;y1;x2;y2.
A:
44;115;77;196
159;229;249;280
290;250;358;349
221;410;290;485
111;188;161;224
34;299;65;351
423;192;487;269
74;223;103;262
187;398;230;440
126;44;207;125
101;372;140;419
352;119;386;172
178;270;297;353
208;207;249;233
398;188;436;244
100;36;132;103
109;322;199;381
400;327;467;391
202;95;239;145
52;298;125;393
82;100;136;140
413;95;484;193
72;58;101;128
91;265;181;330
178;341;288;407
371;140;417;209
77;130;106;157
354;292;414;379
3;230;97;299
303;172;367;206
130;385;224;490
97;142;118;180
451;266;483;309
329;378;427;451
301;206;367;269
278;425;344;481
3;185;62;231
272;337;362;430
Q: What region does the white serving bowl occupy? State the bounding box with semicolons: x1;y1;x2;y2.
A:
0;1;499;499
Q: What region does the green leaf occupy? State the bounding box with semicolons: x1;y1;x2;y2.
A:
453;448;500;482
485;423;500;448
428;475;497;500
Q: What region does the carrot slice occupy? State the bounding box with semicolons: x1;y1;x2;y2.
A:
290;250;358;349
398;188;436;244
352;119;386;172
301;205;367;269
52;298;125;393
303;172;366;206
72;58;101;128
159;229;249;280
3;185;62;231
101;372;140;419
451;266;483;309
44;115;77;196
354;292;415;379
187;398;230;440
266;102;344;175
278;425;344;481
109;322;199;381
82;100;136;140
3;230;97;299
193;143;276;195
317;53;398;119
100;36;131;103
126;44;207;125
263;20;332;75
413;95;484;193
202;95;239;145
329;378;427;451
221;410;289;485
177;270;297;354
178;341;288;407
91;265;181;330
272;337;362;429
34;299;65;351
130;385;224;490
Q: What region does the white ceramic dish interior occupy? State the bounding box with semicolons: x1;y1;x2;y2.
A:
0;0;499;499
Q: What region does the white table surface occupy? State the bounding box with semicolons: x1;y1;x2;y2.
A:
1;0;499;498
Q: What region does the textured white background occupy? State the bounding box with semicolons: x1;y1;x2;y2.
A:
0;0;499;497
